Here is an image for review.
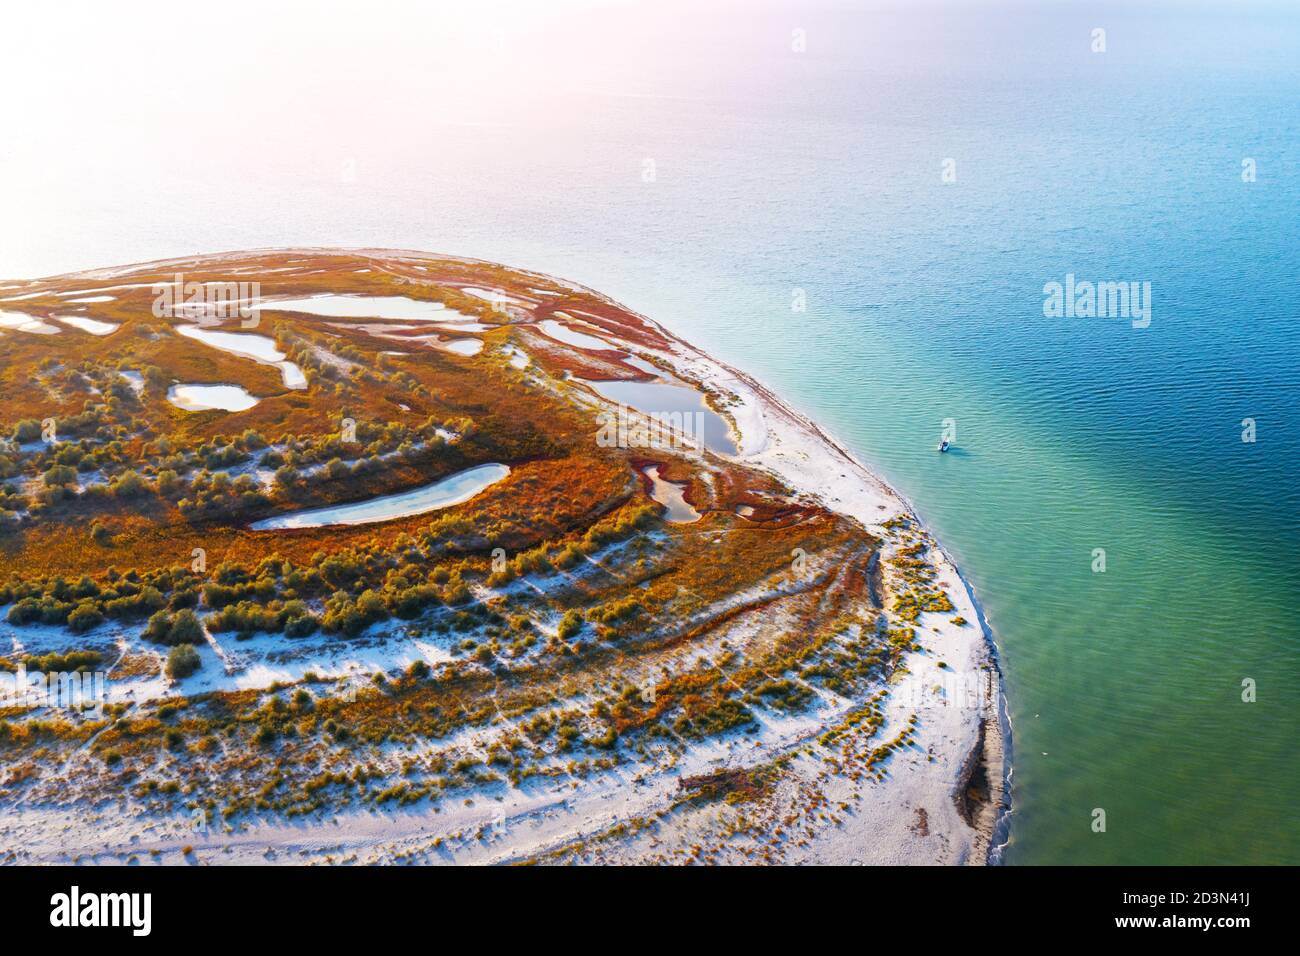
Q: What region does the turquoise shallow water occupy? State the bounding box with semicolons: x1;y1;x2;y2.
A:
461;1;1300;865
7;0;1297;863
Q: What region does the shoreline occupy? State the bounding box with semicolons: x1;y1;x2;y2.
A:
561;272;1013;864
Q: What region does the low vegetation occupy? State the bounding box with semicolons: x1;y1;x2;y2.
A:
0;250;941;859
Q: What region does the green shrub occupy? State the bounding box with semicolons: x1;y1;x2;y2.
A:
7;598;42;625
143;608;205;646
155;469;182;496
165;643;201;679
66;603;105;633
43;464;78;488
110;470;148;498
169;609;203;644
557;609;584;640
283;612;319;637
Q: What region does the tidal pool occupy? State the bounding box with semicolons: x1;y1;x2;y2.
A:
250;463;509;530
538;318;615;351
586;378;737;456
0;311;60;334
176;324;306;389
643;465;700;523
55;315;118;335
167;383;259;412
439;338;483;356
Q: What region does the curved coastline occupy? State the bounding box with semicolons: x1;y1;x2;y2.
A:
555;270;1013;864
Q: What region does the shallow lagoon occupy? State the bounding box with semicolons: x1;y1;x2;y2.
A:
0;311;59;334
538;318;614;351
643;465;699;523
176;324;306;389
438;337;483;356
587;377;737;456
167;383;258;412
55;315;117;335
250;463;509;529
